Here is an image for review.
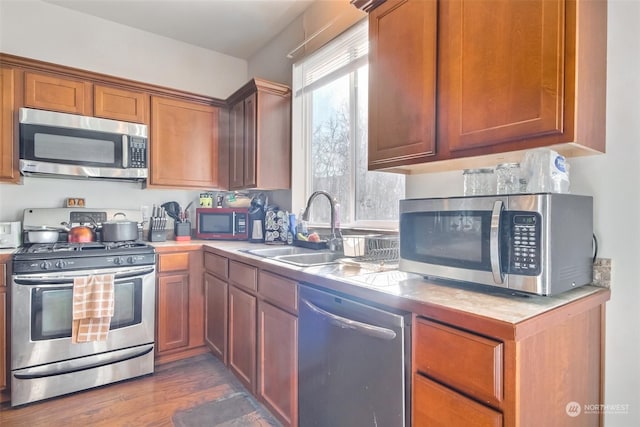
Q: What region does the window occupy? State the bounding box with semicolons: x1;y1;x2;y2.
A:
292;19;404;229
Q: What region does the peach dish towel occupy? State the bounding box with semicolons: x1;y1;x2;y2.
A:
72;274;115;343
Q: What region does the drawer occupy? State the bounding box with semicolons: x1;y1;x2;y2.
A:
415;318;503;406
158;252;190;273
204;252;228;280
258;271;298;313
229;260;257;293
413;373;503;427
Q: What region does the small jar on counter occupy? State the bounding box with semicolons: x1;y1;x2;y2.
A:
463;168;495;196
496;162;523;194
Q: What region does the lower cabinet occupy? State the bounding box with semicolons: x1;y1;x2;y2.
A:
204;271;228;363
204;251;298;427
157;273;189;352
414;374;503;427
1;256;8;395
413;293;606;426
155;249;205;364
228;284;257;393
257;271;298;427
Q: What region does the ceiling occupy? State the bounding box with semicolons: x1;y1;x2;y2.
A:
44;0;316;60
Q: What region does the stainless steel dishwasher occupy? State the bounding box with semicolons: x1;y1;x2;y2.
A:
298;284;411;426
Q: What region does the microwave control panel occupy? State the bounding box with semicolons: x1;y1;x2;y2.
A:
128;137;147;168
508;212;541;275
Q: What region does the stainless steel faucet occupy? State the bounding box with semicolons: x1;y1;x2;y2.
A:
301;190;342;251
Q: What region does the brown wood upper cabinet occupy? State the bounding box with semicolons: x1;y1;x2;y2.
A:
150;96;219;189
360;0;607;172
94;84;148;124
0;66;18;183
227;78;291;190
23;71;92;115
368;0;438;169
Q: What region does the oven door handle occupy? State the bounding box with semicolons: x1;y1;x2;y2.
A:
13;345;154;380
13;267;155;285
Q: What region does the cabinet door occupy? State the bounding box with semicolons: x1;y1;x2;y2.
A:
229;100;245;189
258;300;298;427
94;84;148;123
243;92;257;188
150;96;219;188
368;0;437;170
440;0;564;152
0;259;5;391
204;272;228;364
413;374;503;427
24;71;91;115
0;67;17;182
156;273;189;353
228;285;256;393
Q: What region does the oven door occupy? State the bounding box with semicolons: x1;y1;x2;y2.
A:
11;265;156;371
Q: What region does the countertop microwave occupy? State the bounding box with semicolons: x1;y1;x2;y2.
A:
19;107;148;181
195;208;249;240
399;193;594;296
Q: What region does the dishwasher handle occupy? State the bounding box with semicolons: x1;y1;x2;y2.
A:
301;298;397;340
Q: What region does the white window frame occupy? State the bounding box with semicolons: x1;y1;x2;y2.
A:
291;19;402;231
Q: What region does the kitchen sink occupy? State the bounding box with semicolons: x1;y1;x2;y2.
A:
242;247;343;267
273;251;344;267
242;246;318;258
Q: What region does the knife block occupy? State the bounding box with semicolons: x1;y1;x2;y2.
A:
148;229;166;242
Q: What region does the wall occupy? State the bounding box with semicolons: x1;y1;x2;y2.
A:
0;0;247;99
406;1;640;424
0;0;250;221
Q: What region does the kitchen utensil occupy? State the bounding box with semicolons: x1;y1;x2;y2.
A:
25;226;61;243
61;219;97;243
67;225;95;243
161;201;181;221
101;212;140;241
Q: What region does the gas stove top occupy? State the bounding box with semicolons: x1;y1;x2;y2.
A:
15;208;156;274
17;241;152;255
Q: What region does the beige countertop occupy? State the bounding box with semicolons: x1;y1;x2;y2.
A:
6;239;609;339
182;240;609;339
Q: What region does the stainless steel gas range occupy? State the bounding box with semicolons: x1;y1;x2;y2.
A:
10;208;156;407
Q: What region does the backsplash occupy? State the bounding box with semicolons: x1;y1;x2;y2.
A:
592;258;612;288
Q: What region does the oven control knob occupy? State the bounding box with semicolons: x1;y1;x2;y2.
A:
127;256;137;264
55;260;66;269
40;261;52;270
114;257;124;265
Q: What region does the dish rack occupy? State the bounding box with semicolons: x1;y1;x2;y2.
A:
342;234;399;264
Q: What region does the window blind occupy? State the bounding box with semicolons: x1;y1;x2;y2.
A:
294;19;368;96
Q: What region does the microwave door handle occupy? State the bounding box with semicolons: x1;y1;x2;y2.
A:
490;200;504;285
122;135;129;168
232;212;237;236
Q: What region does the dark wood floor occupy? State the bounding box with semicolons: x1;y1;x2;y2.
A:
0;353;280;427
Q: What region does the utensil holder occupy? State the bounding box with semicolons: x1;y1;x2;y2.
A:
174;221;191;241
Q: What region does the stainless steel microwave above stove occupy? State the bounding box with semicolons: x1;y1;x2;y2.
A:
399;193;594;296
19;107;148;181
10;208;156;407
